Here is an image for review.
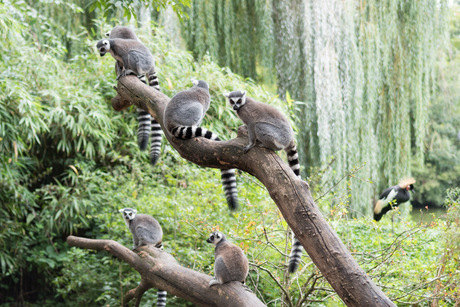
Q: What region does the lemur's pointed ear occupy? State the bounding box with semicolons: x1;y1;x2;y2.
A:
191;79;198;86
119;209;124;213
223;92;230;98
241;91;246;96
133;209;138;214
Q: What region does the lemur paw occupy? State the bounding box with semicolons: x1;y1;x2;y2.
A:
243;144;254;153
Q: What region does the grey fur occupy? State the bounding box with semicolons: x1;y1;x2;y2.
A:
206;231;249;287
224;91;295;153
164;80;210;132
119;207;166;306
164;81;239;210
119;208;163;250
96;38;155;80
225;90;304;272
106;26;139;40
106;26;163;166
106;26;140;77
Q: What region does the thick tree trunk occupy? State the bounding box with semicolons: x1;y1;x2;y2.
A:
66;236;264;307
105;75;395;306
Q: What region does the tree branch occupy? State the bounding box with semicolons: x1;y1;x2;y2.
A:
110;75;395;306
67;236;265;307
123;279;151;307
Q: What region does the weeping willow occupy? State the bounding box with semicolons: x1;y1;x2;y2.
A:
171;0;449;215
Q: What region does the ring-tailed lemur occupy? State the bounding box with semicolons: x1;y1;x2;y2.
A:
164;80;239;210
224;90;303;273
206;231;249;287
99;27;163;165
119;208;167;307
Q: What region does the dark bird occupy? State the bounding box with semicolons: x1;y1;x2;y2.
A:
374;178;416;221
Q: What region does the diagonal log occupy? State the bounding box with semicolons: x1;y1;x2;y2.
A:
66;236;264;307
110;75;395;306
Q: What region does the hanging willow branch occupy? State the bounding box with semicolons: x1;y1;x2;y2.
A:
98;75;396;306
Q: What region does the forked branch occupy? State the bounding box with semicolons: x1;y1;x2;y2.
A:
66;236;264;307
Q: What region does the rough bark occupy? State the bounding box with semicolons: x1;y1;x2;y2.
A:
66;236;264;307
105;75;395;306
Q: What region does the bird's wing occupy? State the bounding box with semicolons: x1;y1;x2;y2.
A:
374;188;398;215
382;188;398;203
379;186;394;200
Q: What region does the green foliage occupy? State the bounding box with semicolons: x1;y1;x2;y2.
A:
0;3;289;303
411;16;460;206
89;0;191;21
50;162;459;306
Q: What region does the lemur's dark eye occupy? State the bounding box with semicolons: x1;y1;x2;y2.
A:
237;99;242;104
210;235;214;240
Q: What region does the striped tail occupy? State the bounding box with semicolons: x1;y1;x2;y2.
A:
288;237;303;273
147;71;160;91
138;71;163;165
170;126;221;141
156;289;167;307
286;142;301;177
149;118;163;165
221;169;238;210
286;141;303;273
171;126;239;210
137;108;151;151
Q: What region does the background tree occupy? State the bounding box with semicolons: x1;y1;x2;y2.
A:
176;0;451;215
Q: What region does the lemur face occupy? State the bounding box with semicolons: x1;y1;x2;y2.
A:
224;91;246;111
96;39;110;56
206;231;224;245
119;208;137;220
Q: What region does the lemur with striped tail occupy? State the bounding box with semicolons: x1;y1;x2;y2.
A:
224;90;303;273
206;231;249;287
164;80;239;210
104;26;163;165
119;208;167;307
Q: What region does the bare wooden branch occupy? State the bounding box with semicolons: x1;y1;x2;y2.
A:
111;75;396;306
123;280;151;307
67;236;265;307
